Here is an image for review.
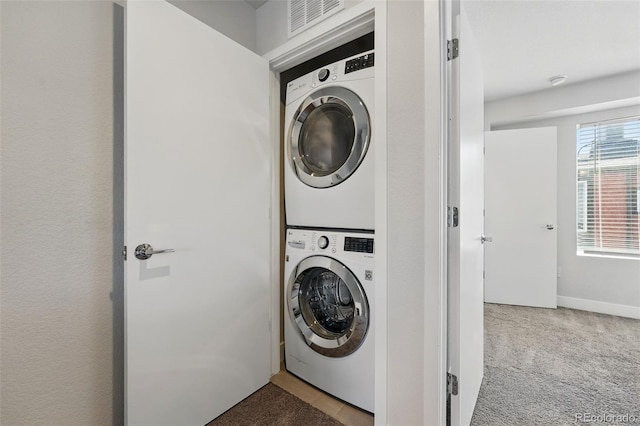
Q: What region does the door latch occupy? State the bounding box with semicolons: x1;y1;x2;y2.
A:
447;372;459;396
447;39;459;61
448;207;459;228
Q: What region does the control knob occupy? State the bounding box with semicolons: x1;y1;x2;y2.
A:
318;69;330;82
317;236;329;249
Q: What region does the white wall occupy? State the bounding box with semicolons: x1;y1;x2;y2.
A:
256;0;365;55
169;0;257;52
0;2;259;425
486;77;640;314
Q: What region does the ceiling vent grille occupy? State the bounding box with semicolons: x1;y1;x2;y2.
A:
288;0;345;38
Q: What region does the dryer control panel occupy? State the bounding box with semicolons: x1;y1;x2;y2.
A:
285;49;375;106
345;53;374;75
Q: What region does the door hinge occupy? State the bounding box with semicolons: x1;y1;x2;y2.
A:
447;207;459;227
123;246;127;261
447;372;459;396
447;39;459;61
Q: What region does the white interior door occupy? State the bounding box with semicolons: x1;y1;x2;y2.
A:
447;5;485;426
125;1;271;425
484;128;557;308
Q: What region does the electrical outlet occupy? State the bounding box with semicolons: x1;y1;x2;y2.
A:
557;267;562;278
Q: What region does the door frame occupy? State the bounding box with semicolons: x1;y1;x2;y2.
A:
265;1;448;424
267;1;448;424
262;1;393;422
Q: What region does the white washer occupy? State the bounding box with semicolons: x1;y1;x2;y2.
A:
284;228;374;413
284;50;375;230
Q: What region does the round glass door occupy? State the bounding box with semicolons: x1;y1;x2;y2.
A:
288;256;369;358
289;86;371;189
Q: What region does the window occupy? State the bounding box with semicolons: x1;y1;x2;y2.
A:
577;116;640;256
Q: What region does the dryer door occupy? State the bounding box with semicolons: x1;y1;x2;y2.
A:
288;87;371;188
288;256;369;358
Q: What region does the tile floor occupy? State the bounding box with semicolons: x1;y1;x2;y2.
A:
270;366;374;426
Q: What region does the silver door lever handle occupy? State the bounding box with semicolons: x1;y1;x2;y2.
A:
546;224;555;230
134;243;175;260
481;234;493;244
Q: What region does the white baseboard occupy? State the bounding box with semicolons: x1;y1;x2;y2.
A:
557;296;640;320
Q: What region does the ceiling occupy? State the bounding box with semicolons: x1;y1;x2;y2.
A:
463;0;640;101
244;0;268;9
242;0;639;101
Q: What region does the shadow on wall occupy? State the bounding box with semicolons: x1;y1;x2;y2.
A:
112;4;125;426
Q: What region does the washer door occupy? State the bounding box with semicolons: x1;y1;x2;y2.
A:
288;256;370;358
289;86;371;188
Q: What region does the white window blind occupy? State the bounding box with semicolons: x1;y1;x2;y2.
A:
577;180;588;232
576;116;640;256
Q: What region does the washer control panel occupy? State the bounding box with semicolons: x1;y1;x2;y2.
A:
286;229;374;259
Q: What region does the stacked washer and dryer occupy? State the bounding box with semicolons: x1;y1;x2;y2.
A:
283;50;375;413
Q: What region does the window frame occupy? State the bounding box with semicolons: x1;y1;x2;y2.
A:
576;116;640;259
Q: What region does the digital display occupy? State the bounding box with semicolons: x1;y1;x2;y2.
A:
344;237;374;254
345;53;374;74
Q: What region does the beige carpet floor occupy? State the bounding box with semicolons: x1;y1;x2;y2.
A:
471;303;640;426
208;383;343;426
209;304;639;425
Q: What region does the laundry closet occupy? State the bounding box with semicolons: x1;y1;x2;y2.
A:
122;1;449;425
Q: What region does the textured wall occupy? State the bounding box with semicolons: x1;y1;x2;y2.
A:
1;2;117;425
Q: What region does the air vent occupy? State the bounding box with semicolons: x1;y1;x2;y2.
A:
287;0;345;38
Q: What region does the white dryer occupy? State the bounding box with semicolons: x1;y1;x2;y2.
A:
284;228;374;413
284;51;375;230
